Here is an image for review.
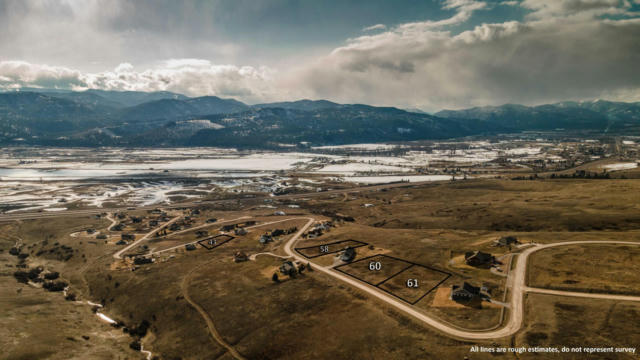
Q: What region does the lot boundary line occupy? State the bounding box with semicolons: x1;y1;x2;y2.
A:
334;254;452;305
295;239;368;259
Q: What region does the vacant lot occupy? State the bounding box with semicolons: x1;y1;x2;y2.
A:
378;264;450;304
528;244;640;295
517;293;640;359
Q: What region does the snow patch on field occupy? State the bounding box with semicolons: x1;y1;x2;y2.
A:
603;162;638;171
317;162;410;175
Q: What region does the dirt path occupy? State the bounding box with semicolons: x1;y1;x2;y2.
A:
181;262;246;360
249;252;290;261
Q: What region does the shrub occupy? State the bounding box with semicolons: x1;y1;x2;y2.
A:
129;341;141;351
44;272;60;280
43;281;68;292
13;271;29;283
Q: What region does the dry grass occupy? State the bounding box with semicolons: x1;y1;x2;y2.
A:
528;244;640;295
4;178;640;358
517;293;640;359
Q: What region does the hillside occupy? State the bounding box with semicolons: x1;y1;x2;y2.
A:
2;90;640;148
436;101;640;132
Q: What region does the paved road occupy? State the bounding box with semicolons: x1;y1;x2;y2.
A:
282;222;640;340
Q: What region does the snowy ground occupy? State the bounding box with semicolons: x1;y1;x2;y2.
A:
0;141;606;212
602;162;638;171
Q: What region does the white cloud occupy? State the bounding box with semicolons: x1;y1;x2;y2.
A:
284;0;640;110
0;60;278;103
362;24;387;32
522;0;634;20
1;0;638;111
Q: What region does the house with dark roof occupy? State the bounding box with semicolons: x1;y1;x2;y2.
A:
496;236;518;246
451;282;490;302
220;224;236;232
464;251;494;266
259;234;273;244
279;260;297;276
340;247;356;262
134;257;153;265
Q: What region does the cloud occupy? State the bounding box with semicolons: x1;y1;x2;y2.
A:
1;0;638;111
394;0;487;31
521;0;635;20
363;24;387;32
0;60;278;103
286;0;640;110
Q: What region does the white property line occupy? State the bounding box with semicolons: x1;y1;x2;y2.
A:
282;221;640;340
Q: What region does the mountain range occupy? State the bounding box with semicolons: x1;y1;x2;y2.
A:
1;88;639;148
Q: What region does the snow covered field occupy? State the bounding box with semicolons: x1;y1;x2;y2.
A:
0;141;598;212
602;162;638;171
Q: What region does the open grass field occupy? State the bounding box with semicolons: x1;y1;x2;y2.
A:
517;293;640;359
528;243;640;295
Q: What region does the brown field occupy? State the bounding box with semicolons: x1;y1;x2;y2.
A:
334;254;412;285
3;178;640;358
528;243;640;295
517;293;640;359
378;264;450;304
296;239;367;258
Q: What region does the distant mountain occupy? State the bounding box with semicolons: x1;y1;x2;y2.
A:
0;92;107;138
403;108;429;114
2;88;189;108
2;89;640;148
436;101;640;131
180;105;502;148
119;96;249;122
82;89;189;107
253;99;341;111
41;91;125;109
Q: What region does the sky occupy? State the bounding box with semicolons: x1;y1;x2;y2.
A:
0;0;639;111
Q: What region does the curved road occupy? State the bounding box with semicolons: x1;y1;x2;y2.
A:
282;219;640;340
